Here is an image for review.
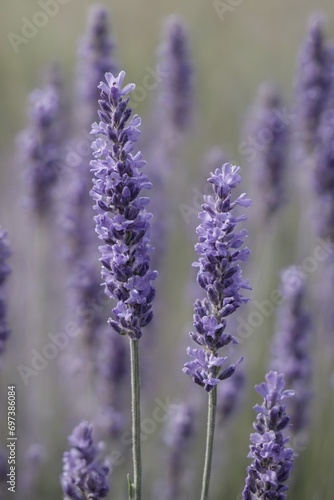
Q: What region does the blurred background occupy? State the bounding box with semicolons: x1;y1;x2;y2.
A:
1;0;334;499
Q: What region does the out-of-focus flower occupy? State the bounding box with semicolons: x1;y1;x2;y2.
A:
250;83;288;221
271;267;312;434
61;421;110;500
159;15;193;137
0;229;11;356
295;14;330;150
164;403;195;500
217;369;245;423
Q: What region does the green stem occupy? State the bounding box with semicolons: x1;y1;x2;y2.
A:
200;386;217;500
129;338;142;500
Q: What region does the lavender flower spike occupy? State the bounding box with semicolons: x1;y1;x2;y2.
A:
61;421;110;500
160;15;193;134
0;229;11;356
90;71;157;339
242;371;294;500
271;267;312;434
295;14;330;149
77;4;117;124
183;163;251;391
21;83;62;216
251;83;288;221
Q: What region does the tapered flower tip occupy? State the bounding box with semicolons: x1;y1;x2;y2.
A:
68;421;94;449
99;71;135;97
255;371;294;404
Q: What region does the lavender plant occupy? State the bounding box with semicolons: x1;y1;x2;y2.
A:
96;325;128;437
271;267;312;434
0;229;11;356
242;371;295;500
164;403;195;499
217;369;244;423
90;71;157;500
61;421;110;500
183;163;251;499
20;82;62;217
159;15;193;139
295;14;330;151
314;79;334;242
250;83;288;221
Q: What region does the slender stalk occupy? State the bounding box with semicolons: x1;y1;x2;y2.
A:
129;338;142;500
200;386;217;500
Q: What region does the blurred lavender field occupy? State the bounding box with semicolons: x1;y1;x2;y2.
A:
1;0;334;499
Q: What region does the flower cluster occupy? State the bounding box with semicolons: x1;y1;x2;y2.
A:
251;83;288;221
61;421;110;500
271;267;312;433
90;71;157;339
242;371;294;500
0;229;11;356
183;163;251;391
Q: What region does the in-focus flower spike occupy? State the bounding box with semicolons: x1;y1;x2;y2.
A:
61;421;110;500
90;71;157;339
250;83;288;221
242;371;295;500
159;15;193;137
0;229;11;357
271;267;312;434
20;83;62;216
164;404;195;499
217;369;245;423
77;4;117;125
295;14;330;150
183;163;251;392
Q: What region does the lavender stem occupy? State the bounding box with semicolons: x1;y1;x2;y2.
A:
129;338;142;500
201;384;217;500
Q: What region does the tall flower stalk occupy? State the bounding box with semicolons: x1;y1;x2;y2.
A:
183;163;251;500
90;71;157;500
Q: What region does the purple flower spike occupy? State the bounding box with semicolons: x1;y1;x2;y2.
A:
90;71;157;340
0;229;11;356
295;14;330;149
164;404;195;499
21;83;62;216
242;371;294;500
77;5;117;124
314;80;334;241
271;267;312;434
217;369;244;422
61;421;110;500
183;163;251;391
160;15;193;134
251;83;288;221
